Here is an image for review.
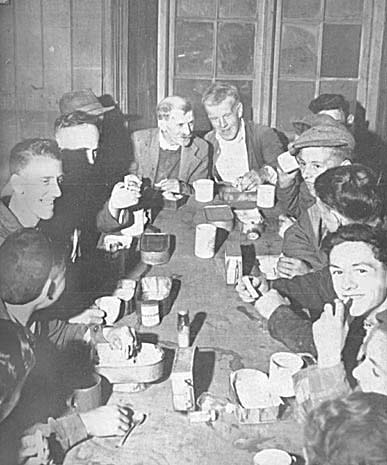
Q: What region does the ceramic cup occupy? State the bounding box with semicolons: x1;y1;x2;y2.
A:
253;448;294;465
194;223;217;259
193;179;214;202
256;184;275;208
95;295;122;325
121;209;145;236
268;352;303;397
66;373;102;414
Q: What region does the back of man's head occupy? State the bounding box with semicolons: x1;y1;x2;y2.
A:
9;138;61;176
202;82;240;107
0;229;57;305
315;164;382;223
156;96;192;121
304;391;387;465
308;93;350;117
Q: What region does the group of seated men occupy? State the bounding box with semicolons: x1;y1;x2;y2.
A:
0;82;386;464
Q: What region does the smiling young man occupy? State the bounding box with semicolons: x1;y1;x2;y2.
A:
237;224;387;383
129;95;210;195
202;82;285;190
0;138;63;246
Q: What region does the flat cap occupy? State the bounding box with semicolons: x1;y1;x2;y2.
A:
308;93;349;114
292;121;355;152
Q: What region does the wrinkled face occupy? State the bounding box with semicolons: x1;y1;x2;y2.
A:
159;109;194;147
205;96;243;141
353;329;387;395
329;242;387;317
319;108;346;124
296;147;343;196
14;157;63;222
315;198;350;233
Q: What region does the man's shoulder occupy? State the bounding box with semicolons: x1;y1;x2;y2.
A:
191;135;210;156
132;128;158;143
203;129;216;143
245;120;278;136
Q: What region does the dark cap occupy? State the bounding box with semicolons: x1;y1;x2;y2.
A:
293;121;355;152
0;229;54;305
59;89;115;116
308;94;350;115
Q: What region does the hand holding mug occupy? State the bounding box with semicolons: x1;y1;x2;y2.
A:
79;404;131;437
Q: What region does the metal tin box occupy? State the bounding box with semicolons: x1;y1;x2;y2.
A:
140;233;171;265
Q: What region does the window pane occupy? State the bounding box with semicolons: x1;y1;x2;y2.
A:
282;0;322;19
276;80;315;134
319;80;358;114
219;0;257;18
175;21;214;75
174;79;212;133
224;80;253;120
217;23;255;75
280;24;318;77
177;0;216;17
321;24;361;78
325;0;364;20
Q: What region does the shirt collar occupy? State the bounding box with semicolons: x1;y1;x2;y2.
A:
159;130;181;151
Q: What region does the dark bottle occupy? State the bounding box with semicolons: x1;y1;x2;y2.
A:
177;309;190;348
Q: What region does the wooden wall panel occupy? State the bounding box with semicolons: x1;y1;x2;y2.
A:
0;0;109;191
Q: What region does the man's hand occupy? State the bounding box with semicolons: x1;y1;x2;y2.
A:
313;299;348;368
109;181;141;211
238;170;263;191
277;256;311;279
68;305;106;325
79;404;131;437
276;164;299;189
155;178;180;193
104;326;138;359
19;428;51;465
235;275;269;303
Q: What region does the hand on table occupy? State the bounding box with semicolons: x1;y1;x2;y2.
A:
277;256;311;279
104;326;138;359
237;170;263;192
313;299;348;368
68;305;106;325
80;404;131;437
19;427;51;465
154;178;180;193
235;275;269;303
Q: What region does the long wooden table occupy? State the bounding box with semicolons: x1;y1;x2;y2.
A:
64;198;304;465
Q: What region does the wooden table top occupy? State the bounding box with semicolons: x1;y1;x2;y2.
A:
64;198;304;465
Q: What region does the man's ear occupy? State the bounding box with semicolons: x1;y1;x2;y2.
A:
237;102;243;118
9;174;24;195
341;159;352;166
34;278;54;310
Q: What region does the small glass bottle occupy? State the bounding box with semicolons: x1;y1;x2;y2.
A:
177;309;190;348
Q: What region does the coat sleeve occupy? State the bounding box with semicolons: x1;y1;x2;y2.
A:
282;218;327;272
270;267;334;320
259;126;286;168
41;319;88;350
96;200;135;233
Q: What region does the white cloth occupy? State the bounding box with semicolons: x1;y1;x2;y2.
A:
215;120;249;183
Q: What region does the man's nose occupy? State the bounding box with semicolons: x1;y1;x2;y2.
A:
181;123;191;136
342;272;357;290
218;116;227;128
302;165;314;179
50;179;62;198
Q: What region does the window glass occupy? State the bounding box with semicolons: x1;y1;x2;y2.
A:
219;0;257;18
175;21;214;75
177;0;216;17
217;23;255;75
282;0;322;19
325;0;363;20
321;24;361;77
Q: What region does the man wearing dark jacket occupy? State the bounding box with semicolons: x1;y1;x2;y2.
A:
202;82;285;191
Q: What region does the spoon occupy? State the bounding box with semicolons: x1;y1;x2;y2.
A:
117;413;146;447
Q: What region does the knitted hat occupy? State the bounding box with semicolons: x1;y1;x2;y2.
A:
292;121;355;152
308;94;350;115
0;229;54;305
59;89;114;116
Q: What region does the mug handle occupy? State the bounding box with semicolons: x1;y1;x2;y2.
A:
66;394;77;411
297;352;317;366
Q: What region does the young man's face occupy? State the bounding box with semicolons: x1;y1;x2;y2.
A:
353;329;387;395
205;96;243;141
296;147;345;196
159;109;194;147
14;157;63;222
329;241;387;317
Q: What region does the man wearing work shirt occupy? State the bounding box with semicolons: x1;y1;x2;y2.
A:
202;82;285;191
